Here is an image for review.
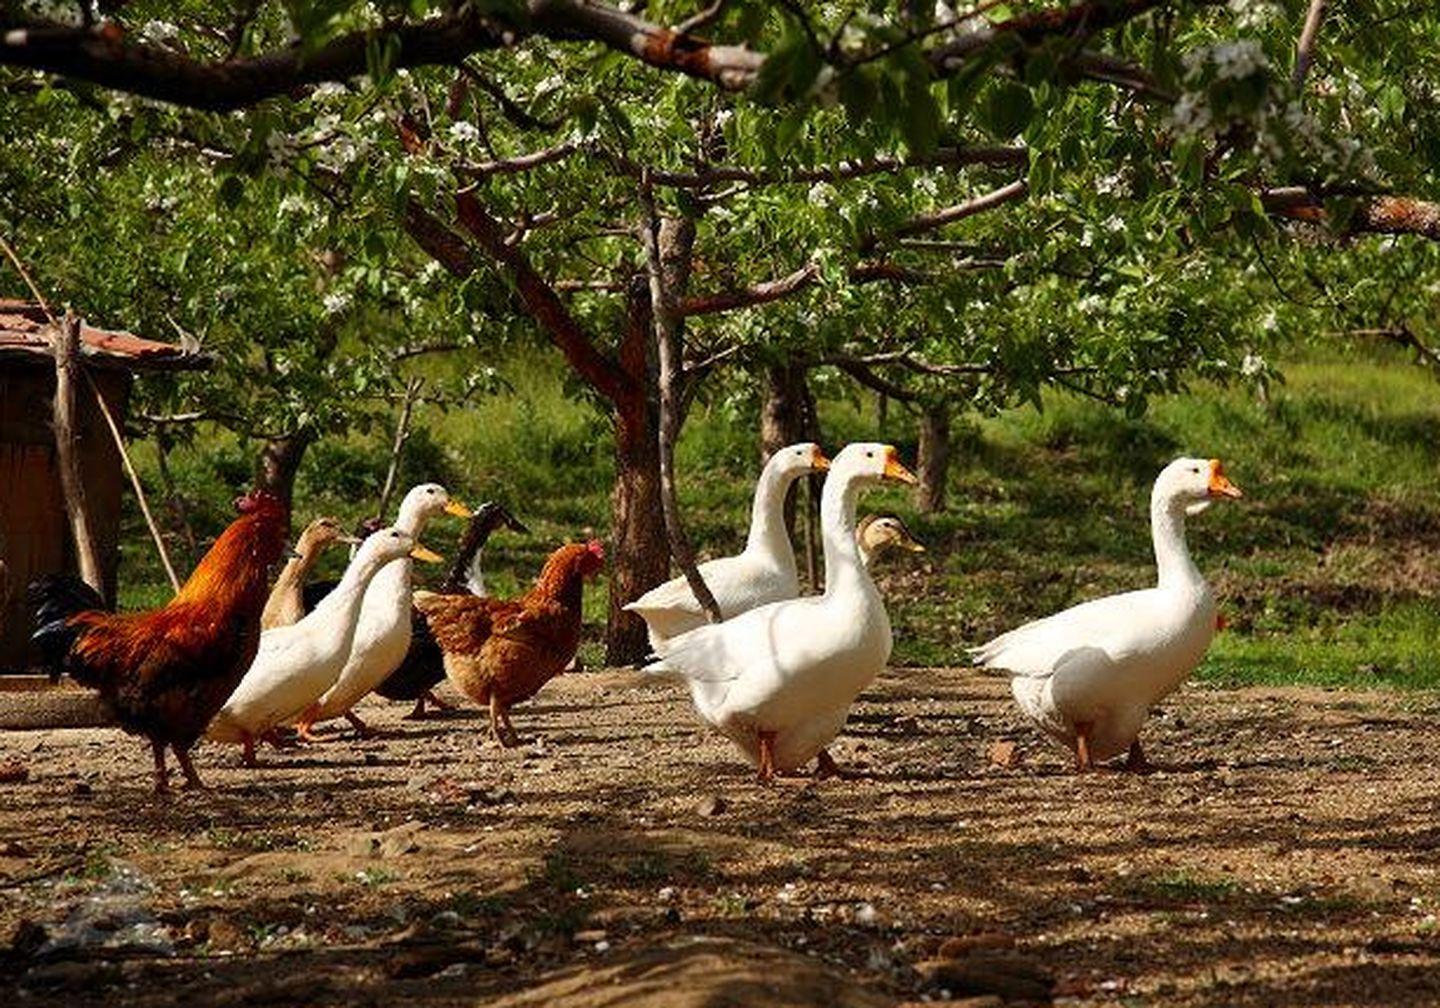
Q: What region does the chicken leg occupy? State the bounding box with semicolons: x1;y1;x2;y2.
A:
173;745;207;790
814;749;858;780
1074;723;1093;773
405;689;456;720
1125;738;1152;773
150;739;170;795
488;695;521;747
757;731;777;784
344;710;374;739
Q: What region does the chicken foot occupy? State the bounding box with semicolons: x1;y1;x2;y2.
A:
488;695;522;747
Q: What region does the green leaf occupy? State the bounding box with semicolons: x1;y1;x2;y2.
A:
979;81;1034;140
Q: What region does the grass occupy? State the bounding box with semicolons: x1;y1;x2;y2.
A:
113;342;1440;688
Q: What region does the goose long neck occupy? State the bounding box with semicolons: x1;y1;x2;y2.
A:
1150;492;1201;590
820;472;870;598
745;462;799;558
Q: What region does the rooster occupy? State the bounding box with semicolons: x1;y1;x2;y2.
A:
414;540;603;746
28;490;290;793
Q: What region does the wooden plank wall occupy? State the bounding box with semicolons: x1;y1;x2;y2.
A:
0;365;130;671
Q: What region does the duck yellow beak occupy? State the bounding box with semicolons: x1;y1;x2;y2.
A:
883;447;919;486
812;447;831;472
444;500;474;518
410;544;444;563
1208;459;1243;499
904;539;927;553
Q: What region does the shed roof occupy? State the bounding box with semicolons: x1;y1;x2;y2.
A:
0;300;209;371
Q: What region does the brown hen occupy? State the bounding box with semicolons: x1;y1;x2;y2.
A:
414;540;603;746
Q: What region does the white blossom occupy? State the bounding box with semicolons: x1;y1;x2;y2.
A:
1228;0;1280;30
1170;92;1212;136
1241;352;1266;376
807;182;837;208
311;82;349;101
323;291;352;316
1211;40;1267;81
316;136;359;171
447;121;481;145
139;21;180;44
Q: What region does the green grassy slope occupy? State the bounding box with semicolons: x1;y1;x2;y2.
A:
115;346;1440;686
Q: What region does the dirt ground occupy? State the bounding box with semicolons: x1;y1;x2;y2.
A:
2;668;1438;1007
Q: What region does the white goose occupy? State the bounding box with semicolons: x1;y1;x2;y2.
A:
643;443;917;781
970;457;1243;770
208;529;439;763
297;483;470;738
623;442;829;649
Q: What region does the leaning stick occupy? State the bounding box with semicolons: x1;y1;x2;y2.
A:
85;371;182;594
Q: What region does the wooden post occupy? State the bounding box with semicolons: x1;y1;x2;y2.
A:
377;376;424;520
51;312;104;596
639;170;722;624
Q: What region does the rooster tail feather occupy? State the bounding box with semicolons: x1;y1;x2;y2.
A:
26;574;106;682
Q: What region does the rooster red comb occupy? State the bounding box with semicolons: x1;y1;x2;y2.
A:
234;489;287;516
585;539;605;560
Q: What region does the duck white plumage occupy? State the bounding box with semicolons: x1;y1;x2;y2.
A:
970;457;1243;770
643;443;918;781
623;442;829;649
208;528;439;763
296;483;470;738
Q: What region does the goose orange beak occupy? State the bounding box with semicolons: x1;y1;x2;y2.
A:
444;500;474;518
883;447;919;485
1208;459;1243;499
410;544;444;563
812;447;831;472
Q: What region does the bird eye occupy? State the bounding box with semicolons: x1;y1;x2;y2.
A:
866;451;874;458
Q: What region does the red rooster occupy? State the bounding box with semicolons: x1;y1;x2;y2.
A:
29;490;289;793
414;541;603;746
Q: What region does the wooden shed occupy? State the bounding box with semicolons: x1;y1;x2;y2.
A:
0;300;206;672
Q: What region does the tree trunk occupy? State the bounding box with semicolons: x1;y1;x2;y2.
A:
641;191;721;623
916;404;951;513
255;431;313;524
603;283;671;665
51;312;105;597
607;402;670;664
759;359;821;588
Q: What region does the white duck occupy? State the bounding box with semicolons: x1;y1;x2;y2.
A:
623;442;830;648
970;457;1243;771
208;529;440;763
643;443;917;781
297;483;471;738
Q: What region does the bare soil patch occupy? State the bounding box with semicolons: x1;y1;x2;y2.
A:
2;669;1438;1006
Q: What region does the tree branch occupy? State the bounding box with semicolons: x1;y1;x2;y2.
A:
604;145;1026;188
1292;0;1326;90
453;188;634;404
403;199;481;276
639;169;722;623
0;9;508;111
1;0;1184;109
890;179;1030;238
459;140;587;177
680;260;820;315
1261;189;1440;241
